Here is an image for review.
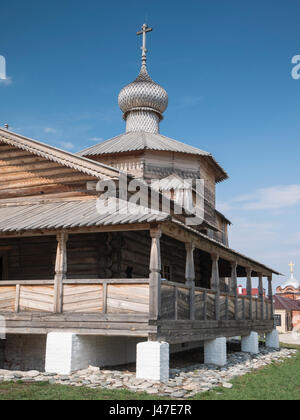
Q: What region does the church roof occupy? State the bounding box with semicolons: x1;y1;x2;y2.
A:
0;128;120;180
279;262;300;290
78;131;228;182
0;198;170;232
274;295;300;311
280;277;300;290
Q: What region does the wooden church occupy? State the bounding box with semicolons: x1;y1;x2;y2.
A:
0;24;279;380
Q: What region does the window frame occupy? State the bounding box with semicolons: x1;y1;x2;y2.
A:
162;264;172;281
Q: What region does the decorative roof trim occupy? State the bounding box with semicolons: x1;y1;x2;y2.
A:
0;128;120;180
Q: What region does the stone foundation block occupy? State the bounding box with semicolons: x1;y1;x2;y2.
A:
136;341;169;382
204;337;227;367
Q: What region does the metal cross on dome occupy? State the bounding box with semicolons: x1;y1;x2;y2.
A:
289;261;295;276
137;23;153;67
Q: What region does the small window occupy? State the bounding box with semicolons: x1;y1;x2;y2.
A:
126;266;133;279
0;254;8;281
274;314;282;327
162;265;172;281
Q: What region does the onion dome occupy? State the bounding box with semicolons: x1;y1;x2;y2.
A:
281;276;300;290
118;66;168;118
118;24;168;134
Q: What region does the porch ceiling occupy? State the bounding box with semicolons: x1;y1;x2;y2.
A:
161;219;281;276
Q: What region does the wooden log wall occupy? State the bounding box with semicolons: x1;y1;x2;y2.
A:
0;232;150;281
0;231;215;288
0;236;57;280
0;142;95;199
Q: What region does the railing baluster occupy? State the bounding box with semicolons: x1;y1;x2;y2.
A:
175;286;178;321
15;284;20;313
190;282;195;321
102;283;108;314
203;291;207;321
225;294;229;320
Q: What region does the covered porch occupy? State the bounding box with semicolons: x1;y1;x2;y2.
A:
0;207;280;378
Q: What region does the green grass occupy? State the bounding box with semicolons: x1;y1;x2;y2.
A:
0;381;168;400
194;345;300;400
0;346;299;400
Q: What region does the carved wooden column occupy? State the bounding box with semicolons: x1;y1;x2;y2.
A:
246;267;253;320
268;275;274;320
230;261;238;320
185;242;195;320
258;274;264;320
211;253;220;320
54;231;68;313
149;228;162;320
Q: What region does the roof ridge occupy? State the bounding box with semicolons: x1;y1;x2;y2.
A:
150;132;210;155
0;128;120;179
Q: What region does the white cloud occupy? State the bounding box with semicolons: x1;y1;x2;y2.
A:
221;185;300;211
59;141;75;151
44;127;58;134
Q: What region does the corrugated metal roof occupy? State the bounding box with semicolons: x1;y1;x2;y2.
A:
78;132;228;182
0;199;170;232
0;128;120;180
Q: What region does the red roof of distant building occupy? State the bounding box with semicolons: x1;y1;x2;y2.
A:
274;295;300;311
237;287;261;297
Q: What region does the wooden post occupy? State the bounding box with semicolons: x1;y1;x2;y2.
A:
185;242;195;320
15;284;20;313
246;267;253;320
230;261;238;320
149;228;162;320
54;231;68;313
268;275;274;320
258;274;264;320
211;253;220;320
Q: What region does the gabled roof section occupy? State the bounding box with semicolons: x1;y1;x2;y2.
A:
78;131;228;182
0;128;120;180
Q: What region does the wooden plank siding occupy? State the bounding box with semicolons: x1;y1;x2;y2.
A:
19;286;54;312
0;142;96;199
63;285;103;313
107;284;149;315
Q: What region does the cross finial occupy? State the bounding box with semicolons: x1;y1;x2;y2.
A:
289;261;295;278
137;23;153;68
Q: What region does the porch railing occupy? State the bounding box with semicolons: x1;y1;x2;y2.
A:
161;280;273;322
0;278;273;321
0;279;150;315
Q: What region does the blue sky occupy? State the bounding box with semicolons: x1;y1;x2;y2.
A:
0;0;300;289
